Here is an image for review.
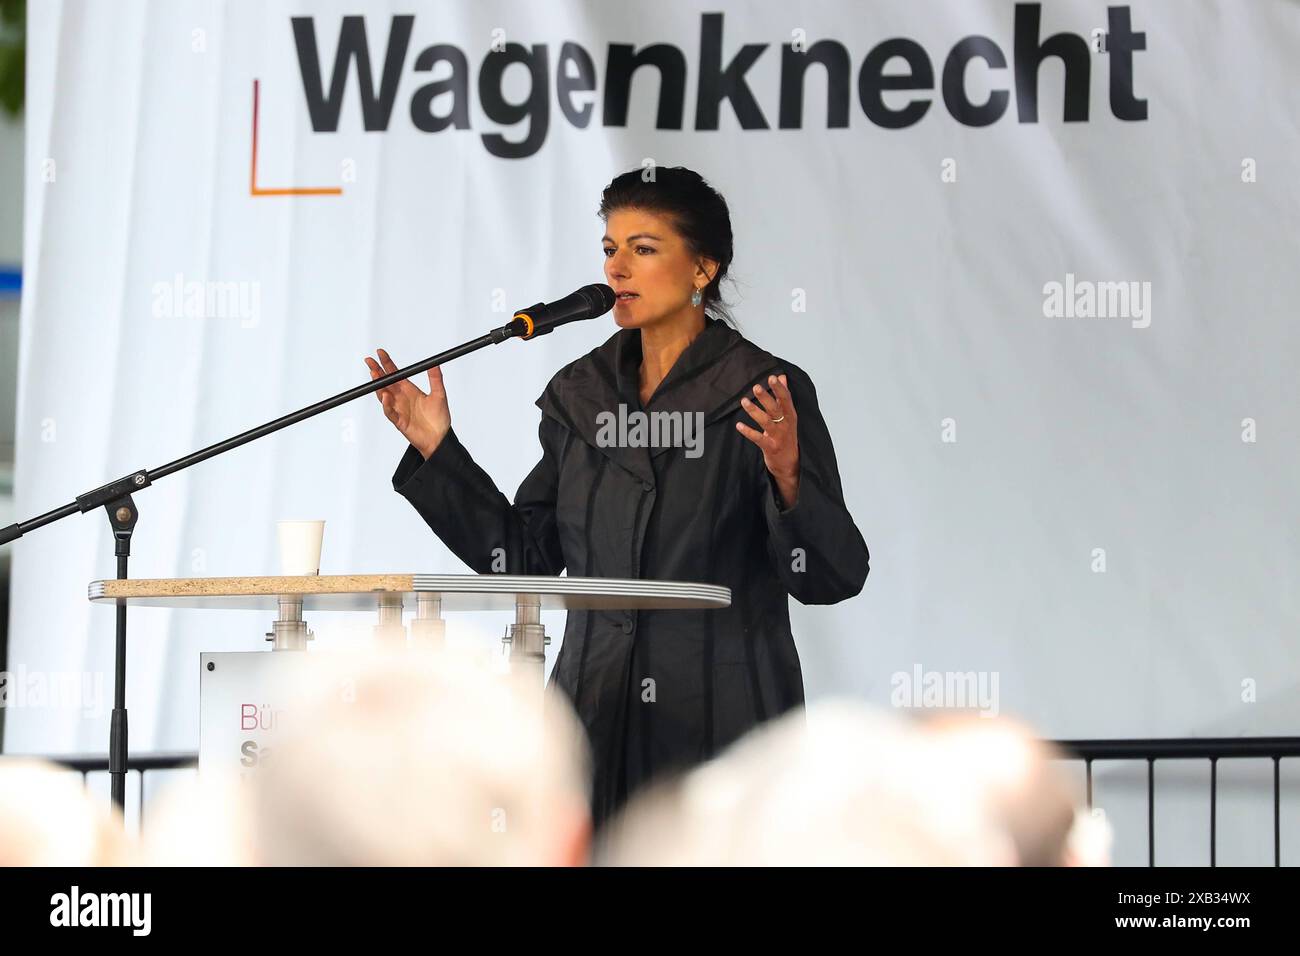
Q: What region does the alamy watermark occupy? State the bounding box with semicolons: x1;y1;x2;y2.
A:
50;886;151;936
890;664;1000;717
0;665;106;719
595;404;704;459
1042;273;1151;329
151;272;261;328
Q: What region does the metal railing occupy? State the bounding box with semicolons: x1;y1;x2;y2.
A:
1054;737;1300;867
1;751;197;827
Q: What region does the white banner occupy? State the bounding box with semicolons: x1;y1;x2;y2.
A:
9;1;1300;863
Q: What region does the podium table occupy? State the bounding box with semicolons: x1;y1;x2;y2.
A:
89;574;730;774
89;572;730;675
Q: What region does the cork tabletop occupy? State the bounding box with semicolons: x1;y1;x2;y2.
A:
87;574;732;612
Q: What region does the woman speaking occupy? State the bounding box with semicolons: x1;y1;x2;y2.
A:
365;167;870;827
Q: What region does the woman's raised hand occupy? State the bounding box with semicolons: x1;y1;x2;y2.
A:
365;348;451;460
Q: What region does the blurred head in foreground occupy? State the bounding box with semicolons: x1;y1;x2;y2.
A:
920;712;1105;866
144;646;591;866
598;701;1105;866
0;759;130;866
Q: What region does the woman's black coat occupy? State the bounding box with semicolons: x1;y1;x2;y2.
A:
392;316;870;826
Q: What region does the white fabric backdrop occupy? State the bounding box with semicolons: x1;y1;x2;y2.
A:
9;0;1300;863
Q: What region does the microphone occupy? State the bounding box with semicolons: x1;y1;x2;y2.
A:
507;283;616;340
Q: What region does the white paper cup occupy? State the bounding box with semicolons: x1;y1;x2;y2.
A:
277;520;325;576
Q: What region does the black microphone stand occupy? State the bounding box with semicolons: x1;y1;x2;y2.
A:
0;316;538;809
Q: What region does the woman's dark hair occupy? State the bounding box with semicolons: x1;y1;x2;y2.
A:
598;166;736;326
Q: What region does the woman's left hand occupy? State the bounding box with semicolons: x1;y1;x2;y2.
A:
737;373;800;509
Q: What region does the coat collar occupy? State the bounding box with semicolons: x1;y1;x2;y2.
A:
536;317;786;484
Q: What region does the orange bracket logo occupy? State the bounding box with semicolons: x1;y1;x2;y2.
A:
250;79;343;197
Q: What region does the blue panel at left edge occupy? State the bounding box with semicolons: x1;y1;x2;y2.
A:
0;266;21;296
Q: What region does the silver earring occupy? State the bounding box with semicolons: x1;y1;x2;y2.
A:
691;288;703;307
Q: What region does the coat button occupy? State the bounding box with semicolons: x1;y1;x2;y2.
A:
622;617;634;634
641;481;653;492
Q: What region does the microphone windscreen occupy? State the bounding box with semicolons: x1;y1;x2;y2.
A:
584;283;616;315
